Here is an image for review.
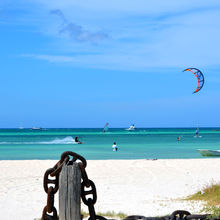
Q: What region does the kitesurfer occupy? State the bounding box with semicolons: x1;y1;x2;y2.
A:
75;136;83;144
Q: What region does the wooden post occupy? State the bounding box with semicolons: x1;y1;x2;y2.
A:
59;162;81;220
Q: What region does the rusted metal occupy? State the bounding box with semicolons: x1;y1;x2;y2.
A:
46;186;54;213
186;214;210;220
51;156;69;177
43;168;59;194
41;206;58;220
124;216;167;220
87;198;97;220
60;151;87;169
171;210;191;220
124;211;214;220
79;163;90;187
81;179;97;206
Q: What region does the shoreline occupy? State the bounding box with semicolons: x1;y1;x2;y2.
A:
0;157;215;161
1;158;220;220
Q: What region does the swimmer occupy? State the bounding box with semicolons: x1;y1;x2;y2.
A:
112;142;118;151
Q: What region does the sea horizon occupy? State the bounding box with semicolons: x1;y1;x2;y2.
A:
1;126;220;129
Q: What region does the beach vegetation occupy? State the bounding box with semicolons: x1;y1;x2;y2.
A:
202;206;220;219
186;183;220;218
81;210;127;219
187;183;220;206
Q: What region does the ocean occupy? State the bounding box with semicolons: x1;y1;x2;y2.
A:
0;128;220;160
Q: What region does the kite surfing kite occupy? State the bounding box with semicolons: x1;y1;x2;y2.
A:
183;68;205;94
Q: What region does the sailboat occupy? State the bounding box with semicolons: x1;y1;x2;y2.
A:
103;123;109;133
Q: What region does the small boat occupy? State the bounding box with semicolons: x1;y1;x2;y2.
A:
19;122;24;129
31;127;42;130
126;124;136;131
198;149;220;157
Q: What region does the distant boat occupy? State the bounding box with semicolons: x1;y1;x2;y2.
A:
19;122;24;129
198;149;220;157
31;127;42;130
126;124;136;131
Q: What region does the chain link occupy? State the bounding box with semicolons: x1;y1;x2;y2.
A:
42;206;58;220
81;179;97;206
43;168;59;194
46;187;55;213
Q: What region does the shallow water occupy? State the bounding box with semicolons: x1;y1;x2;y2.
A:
0;128;220;160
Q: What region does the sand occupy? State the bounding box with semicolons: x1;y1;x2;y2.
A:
0;159;220;220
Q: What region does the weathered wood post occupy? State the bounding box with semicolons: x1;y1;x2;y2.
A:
59;162;81;220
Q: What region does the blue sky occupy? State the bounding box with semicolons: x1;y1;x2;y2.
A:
0;0;220;128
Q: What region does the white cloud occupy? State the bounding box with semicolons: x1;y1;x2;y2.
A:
50;9;109;43
22;54;75;63
3;0;220;71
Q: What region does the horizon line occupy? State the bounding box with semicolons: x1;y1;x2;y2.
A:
1;126;220;129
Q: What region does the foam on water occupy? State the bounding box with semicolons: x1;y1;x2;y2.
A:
40;136;77;144
0;136;77;145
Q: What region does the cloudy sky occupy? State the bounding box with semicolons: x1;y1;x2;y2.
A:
0;0;220;128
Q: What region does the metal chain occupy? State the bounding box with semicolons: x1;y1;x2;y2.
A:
41;151;102;220
124;210;214;220
124;210;218;220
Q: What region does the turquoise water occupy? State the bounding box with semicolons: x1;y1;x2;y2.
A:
0;128;220;160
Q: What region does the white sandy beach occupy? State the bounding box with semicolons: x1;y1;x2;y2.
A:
0;159;220;220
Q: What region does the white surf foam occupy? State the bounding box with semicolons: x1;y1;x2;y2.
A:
0;136;77;145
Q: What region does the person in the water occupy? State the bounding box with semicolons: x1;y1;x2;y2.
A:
75;136;83;144
112;142;118;151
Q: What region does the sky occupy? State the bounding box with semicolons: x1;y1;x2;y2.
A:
0;0;220;128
